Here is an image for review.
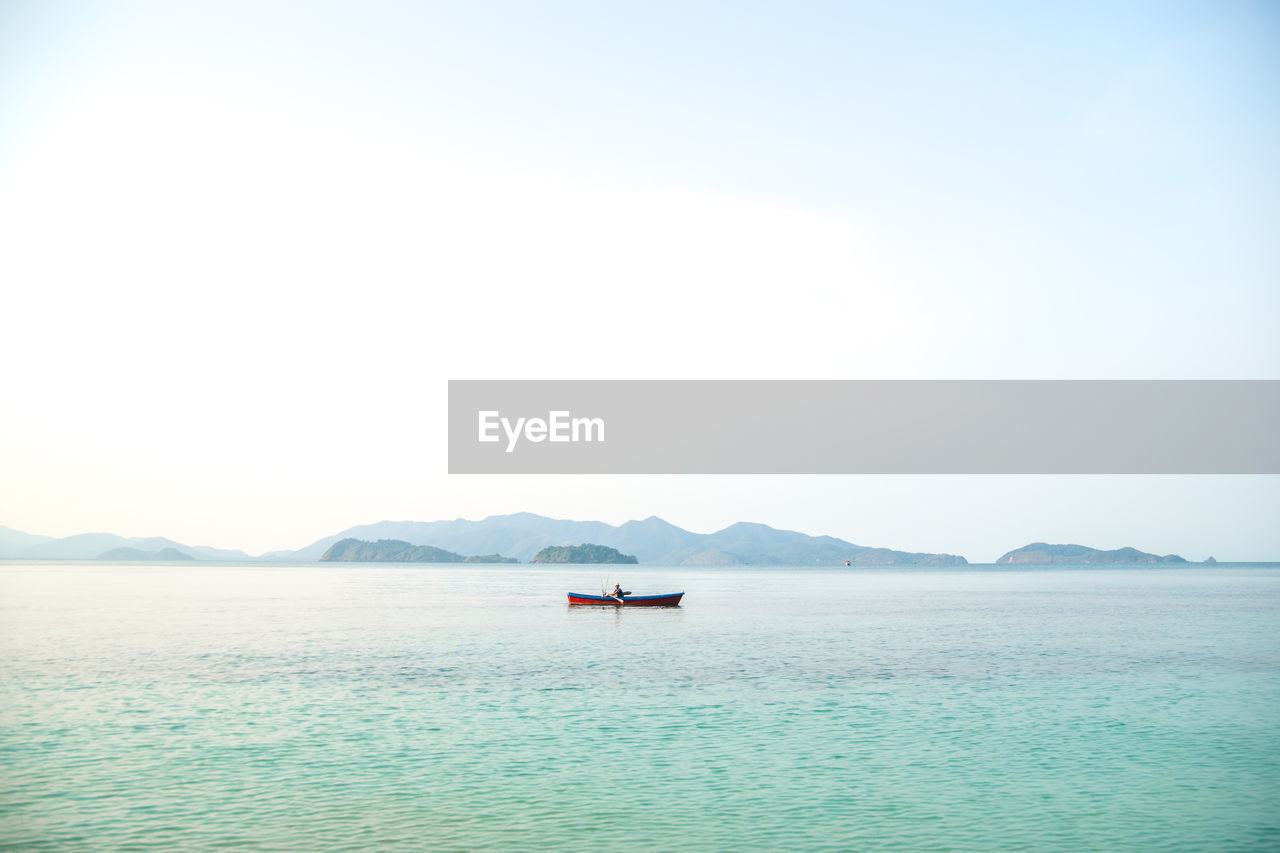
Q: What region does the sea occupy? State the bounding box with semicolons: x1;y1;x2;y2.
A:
1;562;1277;852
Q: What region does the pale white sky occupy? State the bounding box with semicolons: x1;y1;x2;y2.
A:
2;1;1277;560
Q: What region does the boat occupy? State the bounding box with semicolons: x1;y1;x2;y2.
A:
567;591;684;607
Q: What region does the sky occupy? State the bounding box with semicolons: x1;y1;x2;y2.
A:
1;1;1278;561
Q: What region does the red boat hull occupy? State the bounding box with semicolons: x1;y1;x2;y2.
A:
567;592;684;607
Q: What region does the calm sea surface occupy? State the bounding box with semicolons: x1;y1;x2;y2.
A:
1;563;1277;852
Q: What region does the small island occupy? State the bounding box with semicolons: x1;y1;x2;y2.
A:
320;538;517;563
530;543;638;564
996;542;1187;564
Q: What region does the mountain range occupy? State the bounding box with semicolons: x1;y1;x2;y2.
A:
0;517;1200;565
1;516;964;565
259;513;968;566
0;526;251;561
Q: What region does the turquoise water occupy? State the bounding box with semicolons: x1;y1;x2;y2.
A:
2;563;1278;851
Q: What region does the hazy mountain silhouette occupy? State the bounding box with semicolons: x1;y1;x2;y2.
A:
2;531;250;561
1;518;1213;566
96;546;195;561
0;524;53;555
269;513;967;566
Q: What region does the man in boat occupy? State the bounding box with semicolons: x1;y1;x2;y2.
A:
609;583;627;602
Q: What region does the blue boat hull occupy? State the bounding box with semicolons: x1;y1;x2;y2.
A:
567;592;684;607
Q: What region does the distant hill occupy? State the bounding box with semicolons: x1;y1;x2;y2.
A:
531;543;638;564
273;513;619;563
1;530;252;561
996;543;1187;564
96;547;194;561
680;548;746;566
319;538;518;563
274;513;968;566
0;524;53;556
